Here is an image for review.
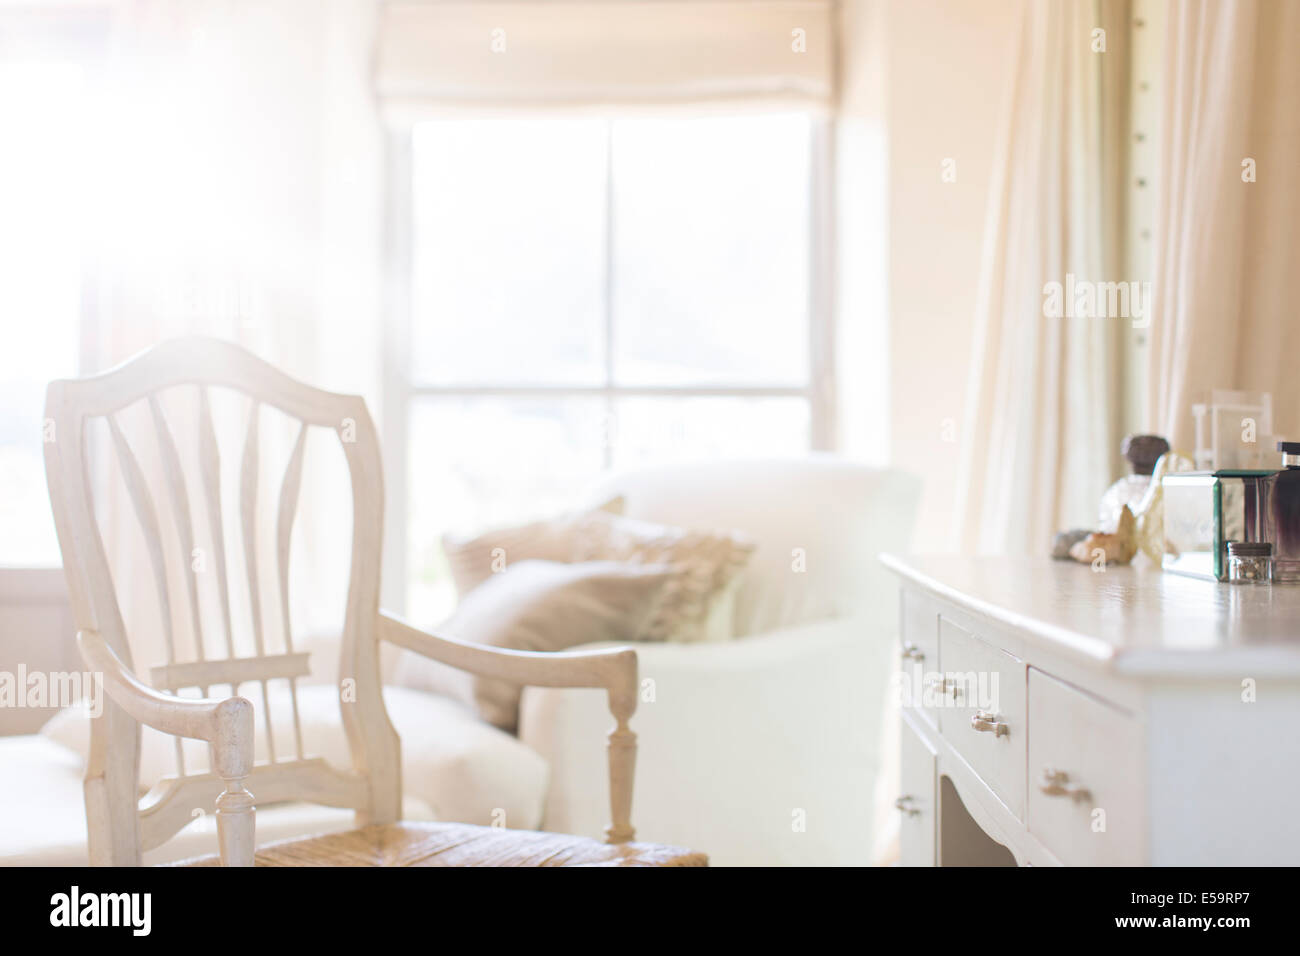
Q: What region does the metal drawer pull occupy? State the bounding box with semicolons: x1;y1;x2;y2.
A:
894;795;922;818
970;710;1009;737
928;676;960;700
901;642;924;662
1038;767;1091;801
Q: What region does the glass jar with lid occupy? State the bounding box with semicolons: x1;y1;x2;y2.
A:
1227;541;1273;585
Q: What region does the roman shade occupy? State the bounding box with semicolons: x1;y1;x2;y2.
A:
374;0;836;119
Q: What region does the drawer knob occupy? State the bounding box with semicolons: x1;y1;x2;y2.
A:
970;710;1009;737
893;795;922;818
928;676;961;700
901;642;924;662
1038;767;1091;801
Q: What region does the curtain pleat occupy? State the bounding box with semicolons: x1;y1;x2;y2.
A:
1146;0;1300;451
953;0;1127;554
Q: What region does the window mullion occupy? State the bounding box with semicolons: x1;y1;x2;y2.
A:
809;117;836;452
383;127;414;614
602;118;616;470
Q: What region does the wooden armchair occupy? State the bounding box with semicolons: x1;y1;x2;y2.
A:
43;338;705;866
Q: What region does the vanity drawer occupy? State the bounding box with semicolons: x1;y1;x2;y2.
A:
899;589;940;727
938;617;1027;820
897;717;937;866
1027;669;1143;866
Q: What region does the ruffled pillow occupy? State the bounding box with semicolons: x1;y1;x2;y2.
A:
441;503;754;643
394;560;675;731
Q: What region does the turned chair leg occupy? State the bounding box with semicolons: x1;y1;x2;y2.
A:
605;722;637;844
216;780;256;866
212;697;256;866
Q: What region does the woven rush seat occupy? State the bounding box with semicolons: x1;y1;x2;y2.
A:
181;821;708;867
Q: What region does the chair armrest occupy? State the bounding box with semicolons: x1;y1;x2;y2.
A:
77;629;256;865
78;630;254;770
377;611;637;706
377;610;638;843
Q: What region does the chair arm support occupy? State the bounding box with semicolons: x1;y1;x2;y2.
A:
377;611;639;843
77;629;256;865
377;611;637;720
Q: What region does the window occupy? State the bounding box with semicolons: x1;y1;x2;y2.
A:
0;23;104;568
389;113;828;620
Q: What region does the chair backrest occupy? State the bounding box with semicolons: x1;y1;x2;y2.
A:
44;338;400;865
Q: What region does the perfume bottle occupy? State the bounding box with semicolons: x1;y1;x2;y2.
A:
1099;434;1170;532
1267;442;1300;584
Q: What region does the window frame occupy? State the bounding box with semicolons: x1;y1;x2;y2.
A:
380;115;836;612
0;9;109;576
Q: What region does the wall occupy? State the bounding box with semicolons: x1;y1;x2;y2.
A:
837;0;1022;549
0;571;77;735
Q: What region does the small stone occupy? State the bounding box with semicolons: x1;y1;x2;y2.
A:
1069;506;1138;566
1052;529;1091;559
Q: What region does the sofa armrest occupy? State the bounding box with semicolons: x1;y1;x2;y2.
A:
517;614;897;866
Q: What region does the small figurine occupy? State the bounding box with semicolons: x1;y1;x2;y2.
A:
1132;449;1195;563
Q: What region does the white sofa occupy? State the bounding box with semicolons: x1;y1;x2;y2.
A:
1;456;917;866
522;457;920;865
0;684;548;865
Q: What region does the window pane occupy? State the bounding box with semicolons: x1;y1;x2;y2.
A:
0;61;88;567
406;396;607;621
410;118;607;386
611;397;810;470
611;114;811;387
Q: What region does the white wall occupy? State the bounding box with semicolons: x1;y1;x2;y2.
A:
835;0;890;464
837;0;1022;549
0;571;76;735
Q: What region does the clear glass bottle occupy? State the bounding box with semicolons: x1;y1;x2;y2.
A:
1227;541;1273;585
1099;435;1170;531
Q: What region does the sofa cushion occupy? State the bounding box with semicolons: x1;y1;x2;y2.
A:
0;734;439;865
564;510;754;643
443;505;754;643
37;683;550;836
393;560;674;730
442;497;626;599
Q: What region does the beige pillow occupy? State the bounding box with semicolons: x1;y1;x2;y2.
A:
567;510;754;643
442;497;625;599
442;502;754;644
393;560;674;732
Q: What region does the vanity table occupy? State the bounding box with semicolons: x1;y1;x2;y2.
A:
881;554;1300;866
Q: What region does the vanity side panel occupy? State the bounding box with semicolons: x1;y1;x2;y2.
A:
1147;679;1300;865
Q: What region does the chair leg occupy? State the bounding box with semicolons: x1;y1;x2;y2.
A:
211;697;256;866
605;722;637;844
216;779;256;867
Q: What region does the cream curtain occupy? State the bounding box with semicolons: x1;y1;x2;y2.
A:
1145;0;1300;450
89;0;385;668
952;0;1127;554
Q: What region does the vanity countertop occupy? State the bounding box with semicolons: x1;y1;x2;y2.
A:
880;553;1300;678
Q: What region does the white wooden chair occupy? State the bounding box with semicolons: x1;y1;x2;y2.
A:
43;338;705;866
